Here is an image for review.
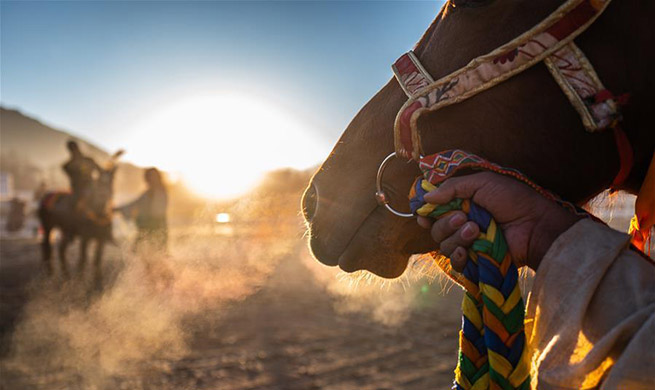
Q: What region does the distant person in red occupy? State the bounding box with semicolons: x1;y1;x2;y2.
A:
116;168;168;252
62;140;100;210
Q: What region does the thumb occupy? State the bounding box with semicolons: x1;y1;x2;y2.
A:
422;172;492;205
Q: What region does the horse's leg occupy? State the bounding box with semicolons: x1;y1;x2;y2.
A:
58;233;71;279
78;237;89;277
93;239;104;286
41;227;53;275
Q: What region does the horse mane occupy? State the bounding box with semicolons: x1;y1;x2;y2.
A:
412;3;446;57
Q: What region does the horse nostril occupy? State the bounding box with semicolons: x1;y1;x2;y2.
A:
302;183;319;223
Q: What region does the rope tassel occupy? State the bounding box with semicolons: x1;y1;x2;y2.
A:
408;153;532;390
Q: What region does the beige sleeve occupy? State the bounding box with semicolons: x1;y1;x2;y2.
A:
525;219;655;390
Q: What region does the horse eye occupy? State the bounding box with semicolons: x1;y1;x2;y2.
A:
451;0;494;8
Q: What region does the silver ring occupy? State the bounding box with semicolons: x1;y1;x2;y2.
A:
375;152;414;218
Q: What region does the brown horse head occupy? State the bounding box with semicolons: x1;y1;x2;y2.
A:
85;151;122;239
303;0;654;278
92;166;117;214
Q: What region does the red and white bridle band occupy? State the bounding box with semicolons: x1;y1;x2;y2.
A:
392;0;623;163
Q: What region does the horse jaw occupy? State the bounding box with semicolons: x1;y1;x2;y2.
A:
306;203;434;278
338;210;434;278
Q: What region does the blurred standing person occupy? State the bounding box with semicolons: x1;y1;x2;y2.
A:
116;168;168;252
5;197;25;233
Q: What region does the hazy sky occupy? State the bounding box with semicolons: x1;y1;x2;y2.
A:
2;1;442;178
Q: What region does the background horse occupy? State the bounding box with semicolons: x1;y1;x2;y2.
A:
39;160;119;281
303;0;654;278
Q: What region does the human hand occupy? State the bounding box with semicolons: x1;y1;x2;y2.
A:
416;172;581;271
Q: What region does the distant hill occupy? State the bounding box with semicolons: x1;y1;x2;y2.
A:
0;107;145;198
1;107;111;167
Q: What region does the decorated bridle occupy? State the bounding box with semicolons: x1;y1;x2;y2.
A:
373;1;652;389
375;0;632;218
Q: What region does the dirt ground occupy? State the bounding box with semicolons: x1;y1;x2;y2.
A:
0;229;464;390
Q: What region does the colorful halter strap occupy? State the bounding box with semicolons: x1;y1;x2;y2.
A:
391;0;632;187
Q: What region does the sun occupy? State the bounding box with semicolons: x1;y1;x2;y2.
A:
126;94;329;199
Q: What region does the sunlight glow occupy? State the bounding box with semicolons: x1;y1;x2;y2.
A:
126;94;329;199
215;213;230;223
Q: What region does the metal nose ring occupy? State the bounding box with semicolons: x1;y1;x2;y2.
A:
375;152;414;218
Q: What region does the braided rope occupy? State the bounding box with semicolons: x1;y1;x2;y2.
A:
408;150;538;390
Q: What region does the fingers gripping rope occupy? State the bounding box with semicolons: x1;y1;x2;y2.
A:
409;178;531;390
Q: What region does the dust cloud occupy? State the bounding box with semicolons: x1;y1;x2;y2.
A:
3;223;297;388
3;225;446;388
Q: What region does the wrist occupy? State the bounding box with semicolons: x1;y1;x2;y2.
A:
527;207;581;270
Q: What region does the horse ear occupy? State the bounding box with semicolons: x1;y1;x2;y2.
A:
105;149;124;171
112;149;125;160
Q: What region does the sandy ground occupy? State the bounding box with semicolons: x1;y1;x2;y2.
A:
0;230;464;390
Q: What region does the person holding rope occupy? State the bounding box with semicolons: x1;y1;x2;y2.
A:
115;167;168;253
417;170;654;390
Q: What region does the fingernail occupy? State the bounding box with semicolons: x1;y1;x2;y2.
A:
451;248;467;273
450;213;465;227
424;188;440;200
462;223;477;239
